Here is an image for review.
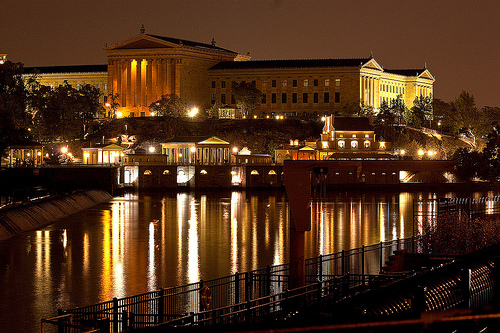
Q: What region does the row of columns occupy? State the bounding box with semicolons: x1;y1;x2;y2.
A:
360;75;379;109
164;147;231;165
109;58;182;112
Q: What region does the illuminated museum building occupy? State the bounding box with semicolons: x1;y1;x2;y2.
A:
22;29;434;118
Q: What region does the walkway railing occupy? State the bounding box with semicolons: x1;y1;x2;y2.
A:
53;237;415;332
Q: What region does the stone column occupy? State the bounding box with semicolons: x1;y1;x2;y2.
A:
152;59;158;102
136;59;142;107
166;59;172;95
175;58;182;96
146;59;153;109
126;60;133;107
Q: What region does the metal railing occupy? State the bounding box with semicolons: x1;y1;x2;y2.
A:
54;237;414;332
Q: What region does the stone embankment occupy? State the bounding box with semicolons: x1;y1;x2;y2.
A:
0;190;112;241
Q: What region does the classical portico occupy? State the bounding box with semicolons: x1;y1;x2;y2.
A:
106;28;241;117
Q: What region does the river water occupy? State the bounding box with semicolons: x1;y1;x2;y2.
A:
0;188;498;332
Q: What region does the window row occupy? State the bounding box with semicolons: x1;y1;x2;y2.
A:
212;92;340;105
211;78;341;89
380;84;404;94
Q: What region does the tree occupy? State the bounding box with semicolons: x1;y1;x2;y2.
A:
149;94;186;117
208;101;223;119
411;95;433;128
0;61;34;156
479;121;500;182
452;147;483;181
390;94;406;125
107;92;120;119
449;91;487;149
32;81;102;142
373;101;395;141
231;81;261;117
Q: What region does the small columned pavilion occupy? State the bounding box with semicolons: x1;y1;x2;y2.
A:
7;143;44;167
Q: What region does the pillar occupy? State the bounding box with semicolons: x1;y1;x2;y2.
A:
175;58;181;96
136;59;142;107
166;59;172;95
126;60;133;107
147;59;153;108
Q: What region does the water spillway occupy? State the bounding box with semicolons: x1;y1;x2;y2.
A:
0;190;112;241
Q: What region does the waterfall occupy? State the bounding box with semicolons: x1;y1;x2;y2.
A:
0;190;112;241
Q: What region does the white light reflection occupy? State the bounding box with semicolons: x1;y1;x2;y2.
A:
148;222;156;290
230;192;239;274
187;197;199;283
177;193;187;284
34;230;52;316
379;201;386;243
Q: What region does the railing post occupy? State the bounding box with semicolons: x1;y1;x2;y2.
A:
158;288;165;323
461;268;471;308
341;250;345;276
122;310;128;330
413;286;427;317
361;246;365;283
129;312;135;330
199;280;204;313
266;265;271;296
319;255;323;281
57;308;64;333
113;297;118;332
234;272;240;305
379;241;383;273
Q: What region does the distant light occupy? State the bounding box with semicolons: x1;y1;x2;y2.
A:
149;146;155;153
253;115;257;119
418;149;425;156
276;115;280;120
116;111;122;118
61;147;68;154
232;147;238;153
188;107;198;117
321;117;326;121
190;147;196;153
400;149;406;155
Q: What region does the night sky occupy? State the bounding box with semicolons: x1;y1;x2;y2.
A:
1;0;498;107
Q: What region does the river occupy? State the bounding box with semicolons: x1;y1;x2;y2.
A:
0;188;498;332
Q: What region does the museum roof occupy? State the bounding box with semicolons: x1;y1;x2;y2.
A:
333;117;374;131
384;68;426;77
23;64;107;74
209;58;372;70
146;34;238;54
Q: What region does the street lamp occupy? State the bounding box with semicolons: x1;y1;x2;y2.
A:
188;107;198;118
148;146;155;153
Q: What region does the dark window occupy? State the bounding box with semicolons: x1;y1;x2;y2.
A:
292;79;297;87
211;81;216;88
271;93;276;103
221;94;226;104
335;92;340;103
314;79;318;86
262;93;267;103
282;93;287;103
314;93;319;103
292;93;297;103
211;94;216;104
324;92;330;103
231;95;236;104
221;81;226;88
272;80;277;87
303;93;308;103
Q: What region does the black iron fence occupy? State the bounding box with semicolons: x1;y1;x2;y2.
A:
47;238;414;332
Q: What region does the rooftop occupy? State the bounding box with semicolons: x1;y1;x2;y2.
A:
209;58;372;70
23;64;107;75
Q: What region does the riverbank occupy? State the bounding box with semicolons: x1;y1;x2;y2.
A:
0;189;112;241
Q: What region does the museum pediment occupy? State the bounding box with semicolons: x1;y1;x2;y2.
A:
107;35;179;51
361;58;383;71
418;69;435;81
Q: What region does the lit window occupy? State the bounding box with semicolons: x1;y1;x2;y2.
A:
379;142;386;149
352;134;357;138
324;79;330;86
261;80;266;88
251;170;259;175
303;79;308;87
338;140;345;149
365;134;369;138
200;170;207;174
268;170;277;175
322;141;328;149
144;170;152;175
364;141;370;149
282;80;287;87
163;170;171;175
339;134;344;138
351;140;358;149
335;79;340;86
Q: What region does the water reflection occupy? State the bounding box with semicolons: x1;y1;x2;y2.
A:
1;189;499;332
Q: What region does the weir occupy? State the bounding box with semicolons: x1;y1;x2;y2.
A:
0;190;112;241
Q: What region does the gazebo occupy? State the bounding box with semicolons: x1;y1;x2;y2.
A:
7;142;44;167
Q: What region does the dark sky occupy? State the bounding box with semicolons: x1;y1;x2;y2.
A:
1;0;498;107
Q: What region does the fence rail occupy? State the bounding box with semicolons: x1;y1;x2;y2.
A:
53;238;414;332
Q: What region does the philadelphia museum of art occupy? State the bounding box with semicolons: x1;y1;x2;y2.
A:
23;28;435;118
